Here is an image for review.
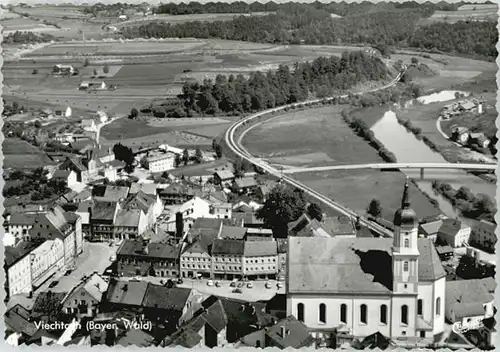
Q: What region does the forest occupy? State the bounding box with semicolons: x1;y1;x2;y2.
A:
120;2;497;60
145;50;389;117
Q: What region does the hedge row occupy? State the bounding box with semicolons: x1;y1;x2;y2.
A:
341;110;397;163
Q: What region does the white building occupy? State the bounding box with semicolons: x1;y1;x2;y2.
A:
164;197;213;234
30;238;65;288
210;203;232;219
81;119;97;132
7;212;39;242
96;110;108;123
437;219;471;248
5;242;36;297
142;152;176;173
286;180;446;341
470;220;496;252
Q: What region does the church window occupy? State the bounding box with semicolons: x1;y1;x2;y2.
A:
319;303;326;323
401;305;408;325
380;305;387;324
340;304;347;323
404;238;410;247
297;303;304;322
360;304;367;324
436;298;441;316
403;261;409;272
418;299;423;316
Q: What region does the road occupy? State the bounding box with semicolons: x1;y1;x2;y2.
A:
280;162;496;174
225;72;407;238
119;276;284;302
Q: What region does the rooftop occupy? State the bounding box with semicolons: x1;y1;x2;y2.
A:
438;219;470;237
219;225;247;240
265;315;314;349
118;240;179;260
103;185;130;202
244;240;277;257
106;280;149;306
5;240;45;267
32;291;67;315
142;284;191;311
288;237;446;294
234;176;258;189
215;169;235;180
91;200;119;221
212;239;245;256
115;209;142;228
8;212;40;226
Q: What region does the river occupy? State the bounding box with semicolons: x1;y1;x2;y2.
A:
370;93;495;220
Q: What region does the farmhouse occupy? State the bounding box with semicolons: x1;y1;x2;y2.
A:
469;132;490;148
451;126;469;144
214;170;235;187
79;81;107;90
52;170;78;188
142;152;176;173
233;177;258;194
81;119;97;132
96;111;108;123
53;64;75;76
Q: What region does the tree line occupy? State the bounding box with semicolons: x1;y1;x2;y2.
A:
153;1;466;17
432;181;496;223
121;3;497;60
3;31;56;44
177;51;388;116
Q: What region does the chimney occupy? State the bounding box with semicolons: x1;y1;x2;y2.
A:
280;326;287;338
175;212;184;238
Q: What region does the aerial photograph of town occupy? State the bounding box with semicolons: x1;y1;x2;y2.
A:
1;0;497;349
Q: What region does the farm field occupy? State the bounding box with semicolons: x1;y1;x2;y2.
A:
3;138;54;170
0;17;60;34
113;12;274;28
242;106;384;168
391;51;497;91
294;169;442;223
25;40;208;56
100;115;229;147
421;4;498;24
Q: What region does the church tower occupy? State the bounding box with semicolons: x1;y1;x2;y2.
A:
392;178;419;294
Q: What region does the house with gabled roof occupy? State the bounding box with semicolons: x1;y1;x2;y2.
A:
61;273;109;318
4;304;39;344
116;239;180;278
32;291;68;322
52;170;78;188
121;190;162;229
233;176;258;194
213;170;235;187
162;295;229;348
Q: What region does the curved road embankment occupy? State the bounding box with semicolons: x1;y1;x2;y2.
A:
225;72;407;238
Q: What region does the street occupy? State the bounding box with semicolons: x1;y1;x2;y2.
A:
119;276;285;302
7;241;119;310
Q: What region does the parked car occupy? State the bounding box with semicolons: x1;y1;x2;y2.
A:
109;255;116;261
49;281;59;288
232;288;243;294
265;282;272;289
165;279;175;288
64;269;73;276
277;282;283;288
177;278;184;284
215;281;221;287
247;282;253;288
207;280;214;287
130;276;141;282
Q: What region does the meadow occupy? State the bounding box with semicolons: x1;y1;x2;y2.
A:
3;138;54;170
421;4;498;24
294;169;442;223
242;105;384;168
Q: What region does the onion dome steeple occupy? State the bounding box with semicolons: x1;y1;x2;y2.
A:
393;178;418;228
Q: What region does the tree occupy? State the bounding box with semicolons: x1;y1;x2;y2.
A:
32;69;38;74
174;154;182;168
182;149;189;166
93;68;98;76
256;183;307;238
367;198;383;218
34;120;42;128
195;148;203;164
103;64;110;74
306;202;323;221
83;58;90;67
129;108;138;119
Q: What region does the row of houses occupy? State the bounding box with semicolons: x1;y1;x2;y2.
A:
6;271;315;349
419;217;496;252
450;126;490;148
4;206;84;298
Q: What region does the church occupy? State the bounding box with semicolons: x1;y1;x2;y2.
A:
286;179;446;341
